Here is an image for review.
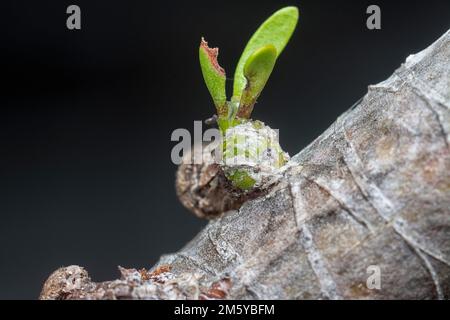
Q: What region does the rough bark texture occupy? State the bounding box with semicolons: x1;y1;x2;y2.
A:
40;29;450;300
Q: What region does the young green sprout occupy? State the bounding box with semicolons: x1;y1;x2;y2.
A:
199;6;299;190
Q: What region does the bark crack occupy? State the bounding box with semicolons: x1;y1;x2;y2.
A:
299;224;342;300
300;172;370;231
341;121;396;220
411;245;444;300
289;178;342;299
417;93;449;150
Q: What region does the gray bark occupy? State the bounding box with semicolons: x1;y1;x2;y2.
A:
40;29;450;300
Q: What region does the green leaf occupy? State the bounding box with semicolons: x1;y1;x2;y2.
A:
199;38;227;117
237;45;277;119
232;6;299;103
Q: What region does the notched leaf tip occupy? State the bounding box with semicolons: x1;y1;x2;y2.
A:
200;37;225;76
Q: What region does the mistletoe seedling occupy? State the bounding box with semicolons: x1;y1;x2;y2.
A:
199;6;299;190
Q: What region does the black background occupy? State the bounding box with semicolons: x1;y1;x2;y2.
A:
1;0;449;299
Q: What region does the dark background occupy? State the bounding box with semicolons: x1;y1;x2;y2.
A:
1;0;449;299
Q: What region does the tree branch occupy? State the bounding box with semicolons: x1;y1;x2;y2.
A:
40;29;450;300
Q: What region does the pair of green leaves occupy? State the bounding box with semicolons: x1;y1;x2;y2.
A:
199;6;299;128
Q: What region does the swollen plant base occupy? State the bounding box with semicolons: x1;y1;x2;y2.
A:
221;121;289;190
